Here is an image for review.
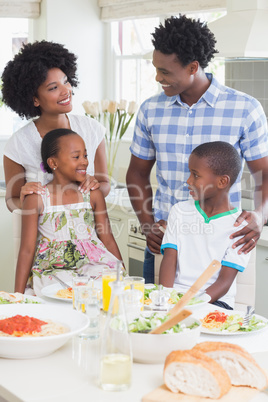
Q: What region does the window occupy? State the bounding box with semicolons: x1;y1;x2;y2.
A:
0;18;28;138
111;18;160;106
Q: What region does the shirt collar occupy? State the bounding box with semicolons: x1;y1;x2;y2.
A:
166;73;222;108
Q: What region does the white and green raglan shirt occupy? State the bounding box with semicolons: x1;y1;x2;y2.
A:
160;199;251;308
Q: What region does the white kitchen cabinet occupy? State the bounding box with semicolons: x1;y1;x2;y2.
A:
0;194;15;292
255;244;268;317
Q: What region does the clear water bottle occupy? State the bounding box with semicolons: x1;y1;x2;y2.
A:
100;264;132;391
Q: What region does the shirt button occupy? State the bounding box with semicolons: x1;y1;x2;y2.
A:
185;157;188;162
189;110;192;114
186;133;189;137
183;183;187;187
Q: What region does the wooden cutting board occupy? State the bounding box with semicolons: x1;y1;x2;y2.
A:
142;384;262;402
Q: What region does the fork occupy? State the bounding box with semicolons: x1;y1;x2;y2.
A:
49;273;70;289
241;305;255;328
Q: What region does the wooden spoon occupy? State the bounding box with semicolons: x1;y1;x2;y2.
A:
168;259;221;318
149;309;192;334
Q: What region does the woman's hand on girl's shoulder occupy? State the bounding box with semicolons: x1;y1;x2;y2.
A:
20;181;45;205
78;174;100;194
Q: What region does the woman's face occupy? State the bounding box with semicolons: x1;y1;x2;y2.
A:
33;68;73;115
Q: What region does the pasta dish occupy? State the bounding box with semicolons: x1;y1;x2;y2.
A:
55;287;73;299
0;314;69;337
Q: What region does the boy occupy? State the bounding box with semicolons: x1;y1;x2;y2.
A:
159;141;251;309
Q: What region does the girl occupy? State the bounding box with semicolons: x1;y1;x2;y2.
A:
15;128;123;296
2;41;110;213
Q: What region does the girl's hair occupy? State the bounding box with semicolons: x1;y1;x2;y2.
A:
41;128;78;174
192;141;242;186
1;40;78;119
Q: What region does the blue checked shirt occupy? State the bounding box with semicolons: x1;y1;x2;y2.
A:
130;74;268;222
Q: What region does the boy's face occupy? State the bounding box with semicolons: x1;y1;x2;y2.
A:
187;154;220;201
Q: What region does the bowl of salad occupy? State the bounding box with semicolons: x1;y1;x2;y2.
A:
127;311;201;363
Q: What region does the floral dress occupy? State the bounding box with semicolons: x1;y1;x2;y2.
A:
27;186;119;296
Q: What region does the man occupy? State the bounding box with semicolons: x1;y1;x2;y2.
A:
126;15;268;283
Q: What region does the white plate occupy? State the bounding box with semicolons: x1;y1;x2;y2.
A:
0;293;44;304
41;280;102;302
197;309;268;335
41;282;73;302
0;304;89;359
144;286;211;311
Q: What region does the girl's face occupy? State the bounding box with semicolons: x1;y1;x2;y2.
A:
33;68;72;115
187;154;219;201
52;134;88;183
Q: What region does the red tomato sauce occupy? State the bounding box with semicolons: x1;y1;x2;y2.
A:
0;315;47;336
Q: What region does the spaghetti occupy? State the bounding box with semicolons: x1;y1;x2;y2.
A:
202;311;228;330
55;287;73;299
0;315;69;337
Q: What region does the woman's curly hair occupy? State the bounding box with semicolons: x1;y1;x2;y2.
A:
1;40;78;119
152;15;218;69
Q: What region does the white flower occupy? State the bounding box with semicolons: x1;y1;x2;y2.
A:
119;99;127;111
128;101;138;115
93;101;101;116
101;99;109;112
82;101;99;117
107;101;118;114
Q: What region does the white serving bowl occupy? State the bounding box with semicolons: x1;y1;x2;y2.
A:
0;304;89;359
129;313;201;364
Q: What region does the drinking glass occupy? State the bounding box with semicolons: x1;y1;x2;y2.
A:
102;267;122;312
124;276;145;310
76;285;101;340
72;276;92;310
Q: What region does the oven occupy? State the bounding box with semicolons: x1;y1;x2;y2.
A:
127;218;147;277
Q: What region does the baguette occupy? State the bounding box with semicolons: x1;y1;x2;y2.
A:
164;349;231;399
194;342;268;390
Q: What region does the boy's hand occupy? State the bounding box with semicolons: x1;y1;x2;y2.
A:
230;210;263;254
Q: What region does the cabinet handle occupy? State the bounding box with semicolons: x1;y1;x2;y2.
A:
109;217;121;222
127;243;145;252
265;257;268;261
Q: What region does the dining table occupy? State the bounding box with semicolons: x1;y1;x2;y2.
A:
1;295;268;402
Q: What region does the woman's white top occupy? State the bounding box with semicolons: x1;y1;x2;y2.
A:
4;114;105;185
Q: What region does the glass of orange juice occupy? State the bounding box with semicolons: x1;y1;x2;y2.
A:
102;268;123;312
124;276;145;310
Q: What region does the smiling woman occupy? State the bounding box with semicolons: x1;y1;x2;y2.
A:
1;40;110;213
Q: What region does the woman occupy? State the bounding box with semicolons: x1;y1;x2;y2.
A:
1;40;110;212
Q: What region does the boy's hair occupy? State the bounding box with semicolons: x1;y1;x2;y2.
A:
1;40;78;119
151;15;218;69
41;128;78;174
192;141;241;186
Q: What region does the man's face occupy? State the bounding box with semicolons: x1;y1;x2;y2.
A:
152;50;195;97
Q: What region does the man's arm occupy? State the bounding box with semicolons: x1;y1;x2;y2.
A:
126;155;165;254
230;156;268;253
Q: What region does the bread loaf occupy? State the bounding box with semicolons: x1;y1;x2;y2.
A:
164;349;231;399
194;342;268;390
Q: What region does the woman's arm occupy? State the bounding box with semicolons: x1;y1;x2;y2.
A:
4;156;44;212
90;189;123;262
205;266;238;303
79;139;110;197
15;194;41;293
159;248;177;287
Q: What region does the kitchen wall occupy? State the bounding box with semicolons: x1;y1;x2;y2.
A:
225;59;268;204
